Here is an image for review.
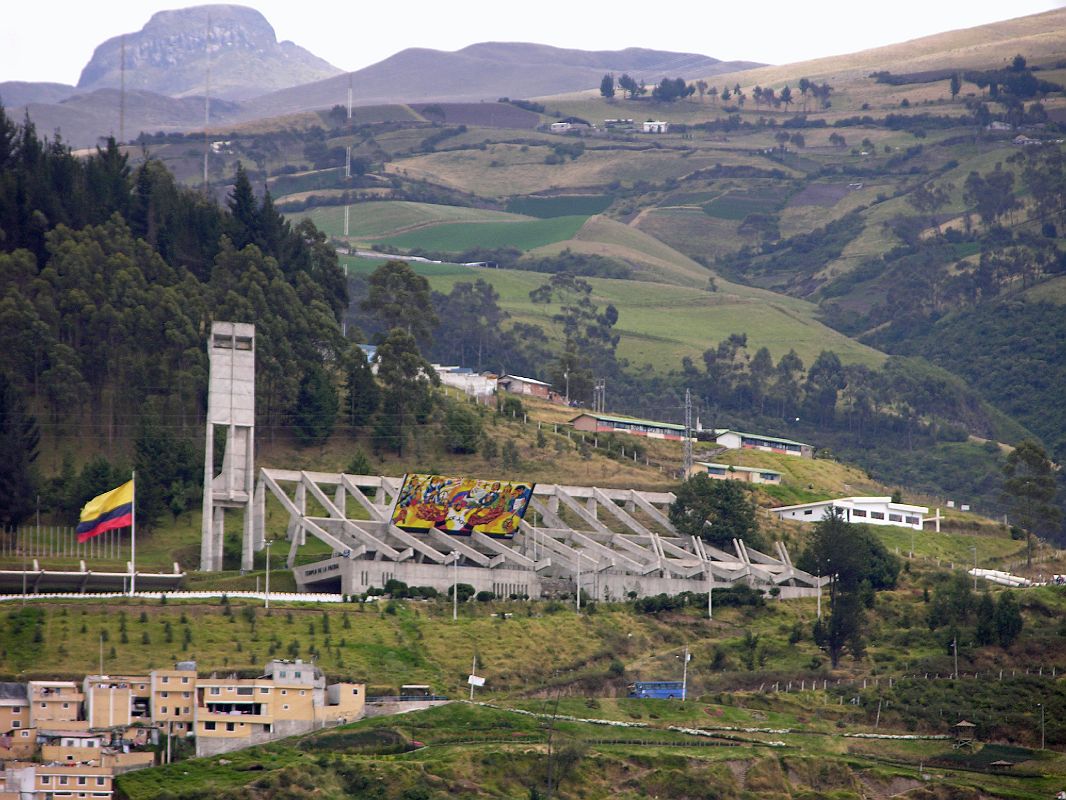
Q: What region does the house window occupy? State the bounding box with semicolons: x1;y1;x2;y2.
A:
294;671;302;679
60;776;69;785
803;509;813;516
870;512;885;520
853;509;867;517
352;688;360;695
181;677;189;684
161;677;169;684
282;704;290;711
184;707;191;714
260;688;269;694
281;690;288;696
279;671;287;678
226;722;235;732
906;516;920;525
41;776;51;785
162;692;168;698
40;702;47;709
161;706;168;714
889;514;902;522
204;722;216;731
97;778;105;786
210;688;220;695
12;720;20;728
62;703;69;709
78;777;87;785
299;690;306;697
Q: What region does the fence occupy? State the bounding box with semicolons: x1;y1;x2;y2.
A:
0;590;346;604
0;525;128;562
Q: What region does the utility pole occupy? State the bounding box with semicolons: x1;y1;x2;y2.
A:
345;145;351;178
264;540;272;609
119;35;126;145
347;74;353;120
681;645;690;700
683;388;694;477
1039;702;1046;750
953;634;958;679
202;13;212;192
452;551;458;621
576;552;582;612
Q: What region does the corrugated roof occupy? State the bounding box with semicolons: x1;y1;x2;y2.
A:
500;374;551;386
714;429;812;448
696;462;782;476
572;412;685;431
0;682;27;701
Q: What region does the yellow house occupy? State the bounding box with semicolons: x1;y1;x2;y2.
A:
0;683;30;734
150;664;197;736
27;681;83;728
34;763;113;799
83;675;152;730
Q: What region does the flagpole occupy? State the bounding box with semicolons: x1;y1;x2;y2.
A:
130;471;136;596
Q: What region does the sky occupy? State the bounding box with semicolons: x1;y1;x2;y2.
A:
3;0;1065;86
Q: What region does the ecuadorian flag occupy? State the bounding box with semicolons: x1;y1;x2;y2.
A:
77;480;134;542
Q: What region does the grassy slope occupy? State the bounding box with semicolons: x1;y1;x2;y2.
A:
289;202;536;240
114;698;1066;800
340;249;885;370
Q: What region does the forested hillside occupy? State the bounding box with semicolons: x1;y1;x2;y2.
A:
0;106;348;527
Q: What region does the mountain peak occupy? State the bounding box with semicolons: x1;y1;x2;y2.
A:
76;4;341;100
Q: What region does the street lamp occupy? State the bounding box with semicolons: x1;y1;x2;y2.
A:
452;551;459;621
264;540;273;610
1039;702;1046;750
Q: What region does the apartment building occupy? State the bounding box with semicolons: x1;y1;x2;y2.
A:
82;675;151;730
150;663;197;736
194;660;365;756
28;682;85;730
3;762;113;799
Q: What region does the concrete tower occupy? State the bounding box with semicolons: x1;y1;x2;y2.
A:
200;322;255;572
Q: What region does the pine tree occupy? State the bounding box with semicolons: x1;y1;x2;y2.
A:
0;374;40;526
293;365;339;447
226;162;259;249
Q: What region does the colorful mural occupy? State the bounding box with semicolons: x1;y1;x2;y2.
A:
390;474;534;538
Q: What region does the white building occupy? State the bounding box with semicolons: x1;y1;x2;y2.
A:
771;497;928;530
434;366;497;400
713;429;813;458
642;120;669;133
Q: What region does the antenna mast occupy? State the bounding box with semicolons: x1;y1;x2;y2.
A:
683;388;693;477
347;73;353;120
119;35;126;144
202;13;212;192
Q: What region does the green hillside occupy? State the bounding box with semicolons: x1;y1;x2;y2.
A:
340;257;886;369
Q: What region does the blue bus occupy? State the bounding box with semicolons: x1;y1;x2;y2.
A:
627;681;685;699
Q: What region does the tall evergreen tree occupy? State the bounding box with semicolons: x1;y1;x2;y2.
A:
293;364;339;446
226;162;259;249
1002;440;1061;566
0;373;39;526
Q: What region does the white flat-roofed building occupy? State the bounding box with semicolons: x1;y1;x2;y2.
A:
713;429;814;458
771;496;928;530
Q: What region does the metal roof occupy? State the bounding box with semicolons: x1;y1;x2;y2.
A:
572;412;685;432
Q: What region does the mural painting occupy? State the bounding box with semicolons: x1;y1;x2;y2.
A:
390;474;535;538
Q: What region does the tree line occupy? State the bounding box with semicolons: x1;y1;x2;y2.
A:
0;104;349;529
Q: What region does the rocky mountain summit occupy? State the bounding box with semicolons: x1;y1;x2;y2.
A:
75;4;342;100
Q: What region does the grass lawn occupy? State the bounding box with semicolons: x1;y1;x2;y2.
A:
288;202;534;240
375;214;589;253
